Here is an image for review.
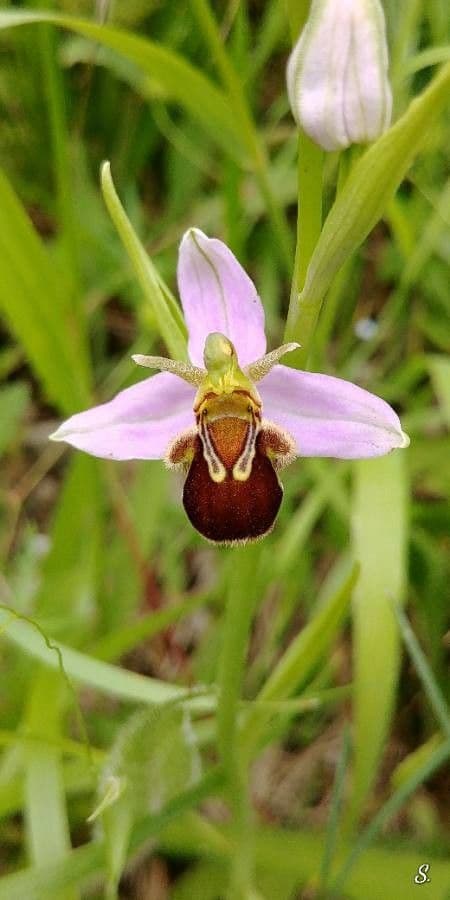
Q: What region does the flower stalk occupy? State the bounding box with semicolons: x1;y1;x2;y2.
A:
284;130;323;365
217;545;261;897
284;2;324;366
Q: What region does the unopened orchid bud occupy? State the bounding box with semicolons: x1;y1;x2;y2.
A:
287;0;392;151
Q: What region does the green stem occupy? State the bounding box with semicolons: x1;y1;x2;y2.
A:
217;545;260;899
190;0;293;273
308;256;354;370
283;0;324;366
39;24;80;299
284;130;323;367
307;151;357;369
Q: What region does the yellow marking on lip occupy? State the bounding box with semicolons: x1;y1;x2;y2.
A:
207;417;250;471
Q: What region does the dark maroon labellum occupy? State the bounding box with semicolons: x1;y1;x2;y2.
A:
183;431;283;544
183;416;283;543
167;408;295;544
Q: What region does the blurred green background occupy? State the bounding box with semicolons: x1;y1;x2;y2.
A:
0;1;449;898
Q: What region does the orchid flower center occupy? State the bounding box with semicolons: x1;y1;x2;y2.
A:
192;333;262;483
165;333;296;544
133;332;298;544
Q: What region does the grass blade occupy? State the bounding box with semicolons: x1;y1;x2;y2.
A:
319;725;351;890
23;669;79;900
0;606;213;712
0;168;91;413
100;161;187;360
240;564;358;755
348;452;408;828
332;738;450;896
394;605;450;739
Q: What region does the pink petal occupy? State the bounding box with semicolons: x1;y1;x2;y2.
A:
177;228;266;367
50;373;195;461
259;366;409;459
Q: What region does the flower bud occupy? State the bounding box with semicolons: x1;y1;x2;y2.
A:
287;0;392;151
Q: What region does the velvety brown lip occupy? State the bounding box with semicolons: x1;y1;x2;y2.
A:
182;433;283;544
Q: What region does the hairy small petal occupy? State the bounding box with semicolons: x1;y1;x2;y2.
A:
132;354;205;385
246;342;300;381
50;373;195;461
259;366;409;459
177;228;266;367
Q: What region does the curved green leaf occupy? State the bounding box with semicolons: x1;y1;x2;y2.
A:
0;607;213;712
0;168;91;413
286;61;450;359
348;452;408;828
101;162;187;360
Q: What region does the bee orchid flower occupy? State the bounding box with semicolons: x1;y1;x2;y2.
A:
51;229;408;543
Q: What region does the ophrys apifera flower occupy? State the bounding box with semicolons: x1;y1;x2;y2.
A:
51;229;408;543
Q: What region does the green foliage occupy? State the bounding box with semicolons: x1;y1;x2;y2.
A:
100;161;187;360
348;452;408;828
0;11;245;161
0;383;29;458
96;705;201;895
286;60;450;360
0;168;91;413
0;608;213;711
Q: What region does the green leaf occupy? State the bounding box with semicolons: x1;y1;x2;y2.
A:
428;355;450;427
0;383;29;458
23;669;79;900
170;862;227;900
2;784;450;900
0;168;91;413
98;705;202;893
0;11;245;162
91;592;210;664
403;45;450;77
391;733;444;789
394;605;450;739
332;738;450;896
35;456;103;633
286;62;450;360
100;161;187;361
98;463;169;633
319;726;351;891
258;564;357;701
274;469;348;575
348;452;408;828
160;814;450;900
0;771;223;900
0;607;213;712
240;564;358;755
